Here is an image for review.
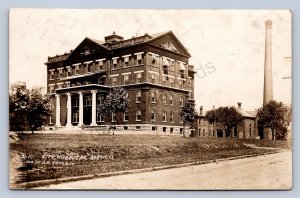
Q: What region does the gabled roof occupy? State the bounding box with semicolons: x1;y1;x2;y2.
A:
146;31;191;57
235;107;257;118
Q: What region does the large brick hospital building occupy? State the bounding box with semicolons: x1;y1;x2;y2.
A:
45;31;195;134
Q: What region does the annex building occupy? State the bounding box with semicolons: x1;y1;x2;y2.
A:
45;31;196;135
197;103;259;139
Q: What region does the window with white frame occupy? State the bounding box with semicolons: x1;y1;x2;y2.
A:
170;95;173;105
124;112;128;122
58;68;63;78
84;96;92;106
180;97;184;107
49;116;53;124
66;67;71;77
170;78;174;87
57;83;63;89
124;74;129;85
151;110;156;121
112;76;118;86
97;95;104;105
49;70;55;80
136;53;143;65
179;79;184;89
65;81;70;88
73;97;79;107
162;111;167;122
136;110;142;121
170;112;174;122
136;73;142;83
96;60;104;70
136;91;141;103
123;56;130;67
85;62;92;73
187;78;192;87
112;58;118;69
97;112;104;122
151;92;156;103
73;112;79;123
162;94;167;105
75;64;80;75
49;84;55;94
111;112;116;122
151;73;156;84
162;76;167;85
151;55;159;67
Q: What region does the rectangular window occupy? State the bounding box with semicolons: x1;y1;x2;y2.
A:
97;112;104;122
136;91;142;103
58;68;63;78
73;112;79;123
136;110;142;121
73;97;79;107
151;110;156;121
97;95;104;105
124;75;129;85
136;54;143;65
179;79;184;89
111;112;116;122
170;95;173;105
170;112;174;122
170;78;174;87
66;67;71;77
136;73;142;83
124;113;129;122
170;128;174;134
57;83;63;89
151;92;156;103
151;73;156;84
49;70;55;80
180;97;184;107
162;76;167;86
75;65;80;75
112;58;118;69
49;116;53;124
162;111;167;122
85;63;91;73
96;60;104;70
84;96;92;106
123;56;130;67
112;77;118;86
162;94;167;105
49;85;55;94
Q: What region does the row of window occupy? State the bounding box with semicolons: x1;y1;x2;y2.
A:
48;53;188;80
66;92;184;107
71;110;180;123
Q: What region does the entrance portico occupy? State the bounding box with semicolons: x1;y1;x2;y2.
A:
54;86;108;128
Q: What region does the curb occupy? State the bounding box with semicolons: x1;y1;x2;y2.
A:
19;150;280;189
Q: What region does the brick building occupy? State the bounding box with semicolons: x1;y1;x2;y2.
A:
45;31;196;135
197;103;259;139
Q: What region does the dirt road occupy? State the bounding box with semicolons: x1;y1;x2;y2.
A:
38;151;292;190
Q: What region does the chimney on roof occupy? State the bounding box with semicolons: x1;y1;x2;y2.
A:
200;106;203;116
237;102;242;109
104;31;124;44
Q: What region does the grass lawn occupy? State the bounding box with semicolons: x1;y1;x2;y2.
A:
9;133;291;186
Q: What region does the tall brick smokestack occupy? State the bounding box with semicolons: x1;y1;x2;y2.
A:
263;20;273;105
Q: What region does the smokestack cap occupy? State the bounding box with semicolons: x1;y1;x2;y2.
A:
265;20;272;29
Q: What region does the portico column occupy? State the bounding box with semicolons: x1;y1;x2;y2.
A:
55;94;61;127
78;91;84;126
90;90;97;126
66;92;72;127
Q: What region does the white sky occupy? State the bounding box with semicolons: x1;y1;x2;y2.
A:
9;9;292;111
